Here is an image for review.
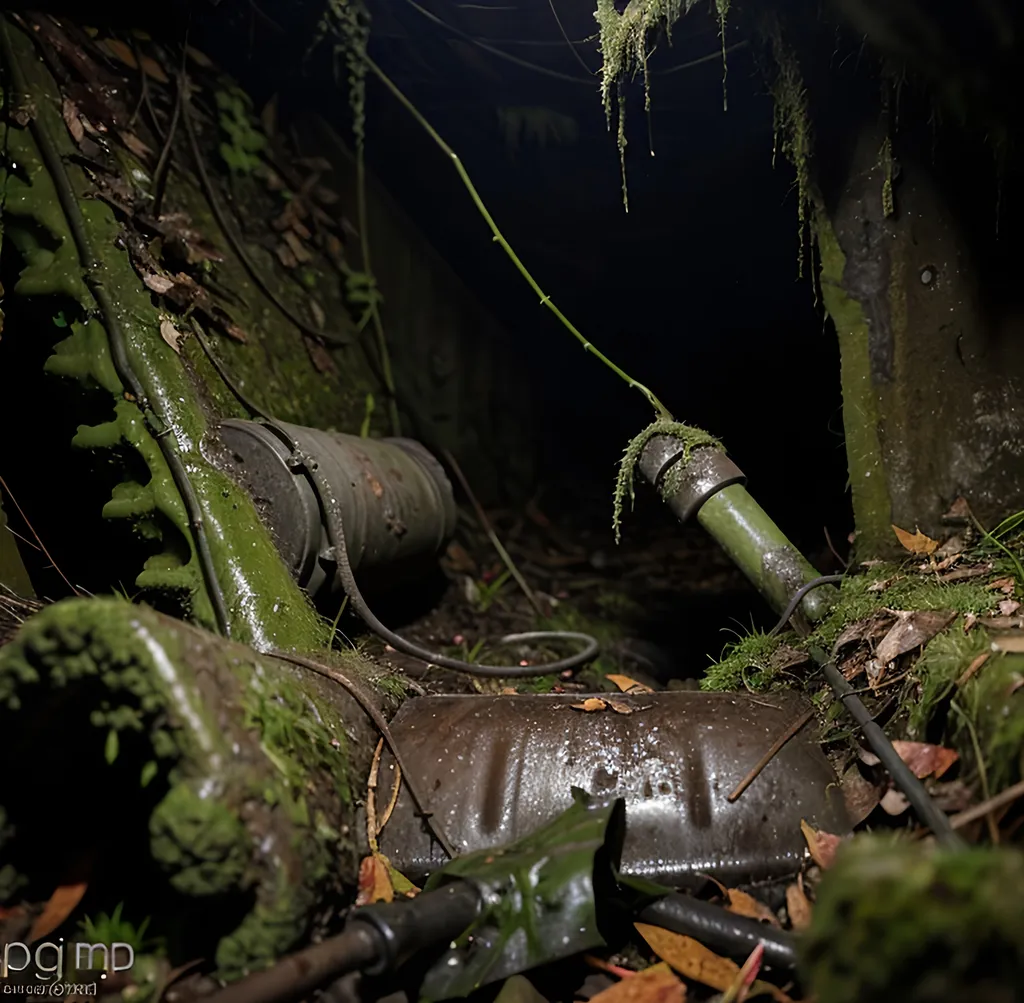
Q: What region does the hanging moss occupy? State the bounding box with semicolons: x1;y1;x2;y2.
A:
594;0;702;210
612;419;722;543
765;21;814;276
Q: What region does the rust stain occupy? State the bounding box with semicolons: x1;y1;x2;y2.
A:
365;470;385;498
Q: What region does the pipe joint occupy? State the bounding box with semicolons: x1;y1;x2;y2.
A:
639;439;747;524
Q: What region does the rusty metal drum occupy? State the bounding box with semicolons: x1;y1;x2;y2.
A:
217;418;456;598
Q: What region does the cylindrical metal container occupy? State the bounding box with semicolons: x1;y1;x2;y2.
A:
376;692;851;888
217;419;456;598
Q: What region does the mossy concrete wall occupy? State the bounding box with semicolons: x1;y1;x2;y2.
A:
819;122;1024;558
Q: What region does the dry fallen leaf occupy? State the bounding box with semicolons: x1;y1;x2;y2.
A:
869;609;956;682
607;700;634;715
722;887;781;928
891;740;959;779
356;853;393;906
999;599;1021;617
892;524;939;556
28;881;89;942
62;96;84;144
800;819;844;870
607;674;654;695
144;273;175;295
572;698;608;713
160;318;183;354
785;878;813;931
989;577;1016;595
587;963;686;1003
634;925;789;1001
991;632;1024;654
840;763;884;825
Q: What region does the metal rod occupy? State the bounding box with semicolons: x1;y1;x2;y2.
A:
639;893;798;970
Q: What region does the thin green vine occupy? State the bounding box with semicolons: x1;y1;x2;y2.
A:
317;0;401;436
612;420;722;542
347;50;671;420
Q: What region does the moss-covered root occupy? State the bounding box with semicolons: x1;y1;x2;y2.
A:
0;597;385;980
801;835;1024;1003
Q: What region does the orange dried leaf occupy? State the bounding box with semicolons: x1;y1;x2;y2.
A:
890;740;959;780
587;962;686;1003
785;879;813;931
607;674;654;694
571;698;607;712
892;524;939;556
800;819;844;870
607;700;634;715
635;923;739;992
724;887;781;928
355;853;394;906
28;881;88;942
160;318;183;354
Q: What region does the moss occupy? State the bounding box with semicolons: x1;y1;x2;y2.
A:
701;564;996;691
5;25;331;649
594;0;706;209
0;597;370;981
243;671;352;806
214;865;315;981
612;419;721;543
700;630;783;692
149;782;251;896
801;835;1024;1003
766;23;814;277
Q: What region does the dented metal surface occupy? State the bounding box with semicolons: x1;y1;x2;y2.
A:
218;419;456;598
376;692;851;887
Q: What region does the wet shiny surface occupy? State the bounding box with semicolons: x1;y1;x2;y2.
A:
377;692;851;886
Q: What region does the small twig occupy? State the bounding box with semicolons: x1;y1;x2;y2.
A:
823;524;849;570
441;448;546;618
583;955;635;979
151;70;182;218
950;778;1024;831
0;473;80;596
846;669;912;696
727;707;815;802
362;53;673;420
268;648;456;858
376;758;402;838
127;37;149;128
952;700;1000;844
366;737;382;851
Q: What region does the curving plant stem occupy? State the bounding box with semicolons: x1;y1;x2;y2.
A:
361;54;674;422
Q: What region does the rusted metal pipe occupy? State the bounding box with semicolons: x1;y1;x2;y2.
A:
638;439;837;624
376;691;851;888
217;419;456;598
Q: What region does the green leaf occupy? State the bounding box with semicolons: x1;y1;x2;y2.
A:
420;790;626;1001
140;760;158;788
104;728;119;765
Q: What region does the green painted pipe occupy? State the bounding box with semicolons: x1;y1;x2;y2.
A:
698;483;835;622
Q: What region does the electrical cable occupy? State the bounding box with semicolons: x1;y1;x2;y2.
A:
767;574;845;637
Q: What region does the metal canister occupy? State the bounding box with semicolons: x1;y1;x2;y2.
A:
217;419;456;598
376;691;851;888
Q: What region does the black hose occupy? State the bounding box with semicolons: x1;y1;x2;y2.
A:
767;574;845;637
292;439;600;678
820;658;966;849
639;893;798;970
